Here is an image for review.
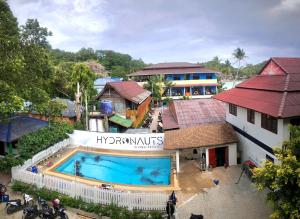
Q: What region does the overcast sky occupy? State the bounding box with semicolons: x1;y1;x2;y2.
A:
8;0;300;65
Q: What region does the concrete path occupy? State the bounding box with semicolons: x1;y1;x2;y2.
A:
176;167;272;219
150;107;160;133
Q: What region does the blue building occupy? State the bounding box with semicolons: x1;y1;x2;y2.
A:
128;62;219;99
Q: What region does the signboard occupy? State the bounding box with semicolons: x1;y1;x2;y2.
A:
69;130;164;151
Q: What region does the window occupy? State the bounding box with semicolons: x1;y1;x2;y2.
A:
229;104;237;116
206;74;213;79
247;109;255;124
261;113;278;134
173;75;180;80
184;74;190;80
193;74;200;80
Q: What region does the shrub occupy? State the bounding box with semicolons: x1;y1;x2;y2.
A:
17;122;73;161
11;181;163;218
0;155;23;173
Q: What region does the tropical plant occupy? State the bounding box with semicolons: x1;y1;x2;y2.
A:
232;47;247;85
253;125;300;219
144;75;174;106
12;181;163;219
17;122;73;160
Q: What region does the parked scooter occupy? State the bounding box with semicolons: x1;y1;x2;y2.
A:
0;183;8;203
6;193;33;214
38;197;55;219
22;204;40;219
52;199;69;219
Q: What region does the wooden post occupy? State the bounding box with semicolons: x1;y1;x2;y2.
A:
75;82;82;122
176;150;180;173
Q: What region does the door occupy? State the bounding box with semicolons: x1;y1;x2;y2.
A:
225;146;229;167
0;142;5;155
208;148;216;168
185;87;190;96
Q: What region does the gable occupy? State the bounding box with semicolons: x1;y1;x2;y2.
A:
261;60;286;75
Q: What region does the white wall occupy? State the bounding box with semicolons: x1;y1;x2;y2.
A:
228;143;237;166
225;103;289;165
225;103;290;149
236;133;275;165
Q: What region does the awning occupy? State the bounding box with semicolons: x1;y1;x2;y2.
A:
109;114;132;128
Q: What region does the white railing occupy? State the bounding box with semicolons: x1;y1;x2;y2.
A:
12;167;168;210
11;138;169;211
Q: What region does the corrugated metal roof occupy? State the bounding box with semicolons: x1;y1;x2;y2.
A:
164;123;238;150
109;114;132;128
162;99;226;130
162;108;179;130
96;81;151;104
129;67;219;76
0;116;48;142
144;62;202;69
236;74;300;91
272;57;300;74
215;57;300;118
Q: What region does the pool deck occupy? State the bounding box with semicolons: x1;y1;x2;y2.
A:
42;147;180;192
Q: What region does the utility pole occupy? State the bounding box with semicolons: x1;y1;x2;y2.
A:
75;82;82;122
85;90;88;131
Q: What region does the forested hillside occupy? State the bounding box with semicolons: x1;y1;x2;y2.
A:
201;56;266;80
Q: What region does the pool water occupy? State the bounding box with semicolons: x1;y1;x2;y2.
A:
55;152;171;186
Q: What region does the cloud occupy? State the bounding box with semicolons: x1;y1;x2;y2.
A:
7;0;300;64
270;0;300;13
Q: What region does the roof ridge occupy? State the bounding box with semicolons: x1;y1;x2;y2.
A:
278;91;287;117
278;74;290;117
272;58;289;74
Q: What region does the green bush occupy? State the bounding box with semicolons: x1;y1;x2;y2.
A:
17;122;73;161
0;122;73;173
0;155;23;173
11;181;163;219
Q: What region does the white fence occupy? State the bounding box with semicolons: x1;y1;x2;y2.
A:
11;139;169;211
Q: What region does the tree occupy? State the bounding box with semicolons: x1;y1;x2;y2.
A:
19;19;54;106
253;125;300;219
232;48;246;85
32;98;67;126
224;59;232;78
144;75;173;106
71;63;97;98
0;0;23;118
50;62;74;98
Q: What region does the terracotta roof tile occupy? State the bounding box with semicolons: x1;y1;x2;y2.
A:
164;123;238;150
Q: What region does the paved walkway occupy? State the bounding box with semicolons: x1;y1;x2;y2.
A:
149;107;160;133
176;166;272;219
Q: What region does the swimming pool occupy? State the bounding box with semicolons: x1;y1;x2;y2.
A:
55;151;171;186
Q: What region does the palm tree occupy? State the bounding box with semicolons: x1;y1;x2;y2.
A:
224;59;231;79
232;48;246;86
143;75;174;107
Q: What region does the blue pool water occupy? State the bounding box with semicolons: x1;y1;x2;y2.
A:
55;152;171;186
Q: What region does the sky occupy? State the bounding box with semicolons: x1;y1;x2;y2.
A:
7;0;300;65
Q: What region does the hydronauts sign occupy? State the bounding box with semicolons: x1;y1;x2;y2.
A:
70;130;164;151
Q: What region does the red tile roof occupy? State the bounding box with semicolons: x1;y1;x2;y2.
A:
214;57;300;118
164;123;238;150
272;57;300;74
236;74;300;92
129;62;220;77
96;81;151;104
162;99;226;130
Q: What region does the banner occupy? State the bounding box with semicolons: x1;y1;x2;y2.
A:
69;130;164;151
